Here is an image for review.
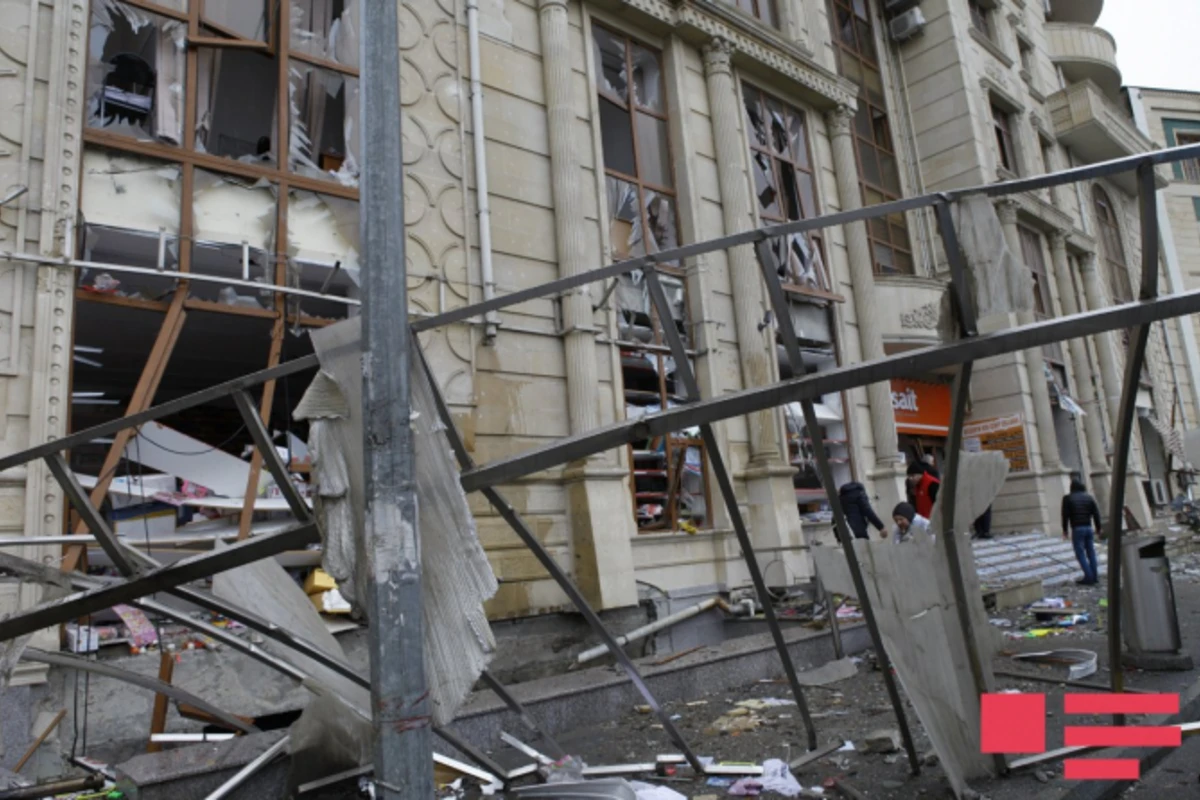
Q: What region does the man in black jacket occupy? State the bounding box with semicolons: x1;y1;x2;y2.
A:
1061;479;1102;585
839;482;886;540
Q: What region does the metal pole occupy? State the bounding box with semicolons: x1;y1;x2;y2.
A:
360;0;431;794
932;203;1004;775
752;240;919;773
1106;163;1161;711
641;267;819;751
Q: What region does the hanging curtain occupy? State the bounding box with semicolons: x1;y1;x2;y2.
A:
194;48;223;153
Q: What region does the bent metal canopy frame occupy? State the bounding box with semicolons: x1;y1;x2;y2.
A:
1;141;1198;777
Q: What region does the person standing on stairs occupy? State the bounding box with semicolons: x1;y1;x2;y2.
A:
1062;479;1102;585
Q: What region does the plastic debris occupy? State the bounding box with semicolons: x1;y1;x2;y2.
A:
736;698;796;710
630;781;687;800
759;760;803;797
1012;649;1099;680
728;778;764;796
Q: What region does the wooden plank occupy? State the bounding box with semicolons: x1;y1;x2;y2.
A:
13;709;67;772
146;651;175;753
64;292;187;572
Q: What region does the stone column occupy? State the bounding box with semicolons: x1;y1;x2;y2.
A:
996;199;1061;472
1048;230;1111;509
825;104;903;509
1079;251;1153;524
702;39;804;567
538;0;636;608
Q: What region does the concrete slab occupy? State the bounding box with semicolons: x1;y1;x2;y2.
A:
114;731;288;800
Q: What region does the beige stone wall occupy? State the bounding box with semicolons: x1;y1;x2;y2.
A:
0;0;90;683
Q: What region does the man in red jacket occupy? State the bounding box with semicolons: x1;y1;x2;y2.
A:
905;461;941;519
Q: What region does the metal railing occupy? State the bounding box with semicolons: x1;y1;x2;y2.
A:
0;141;1198;779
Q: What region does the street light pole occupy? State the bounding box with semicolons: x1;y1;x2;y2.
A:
360;0;432;795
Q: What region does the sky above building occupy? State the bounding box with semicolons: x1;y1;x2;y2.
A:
1098;0;1200;93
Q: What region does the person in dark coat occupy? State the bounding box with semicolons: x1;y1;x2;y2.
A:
1061;478;1102;585
973;505;993;539
838;482;886;540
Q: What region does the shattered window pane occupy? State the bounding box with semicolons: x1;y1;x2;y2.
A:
644;191;678;256
78;223;181;302
81;148;181;236
635;112;671;188
291;0;359;67
190;169;278;304
203;0;270;42
289;62;360;185
629;43;663;112
286;188;360;320
195;48;278;163
752;152;780;216
593;26;628;100
87;1;186;145
606;176;645;260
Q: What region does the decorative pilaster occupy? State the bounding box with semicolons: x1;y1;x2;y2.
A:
702;39;786;467
702;39;803;569
1048;231;1111;507
538;0;636;608
539;0;599;438
825;105;902;484
996;199;1061;471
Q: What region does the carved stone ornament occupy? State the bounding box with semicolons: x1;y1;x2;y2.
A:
900;301;941;330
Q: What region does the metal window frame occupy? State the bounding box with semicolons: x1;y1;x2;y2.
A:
0;142;1196;775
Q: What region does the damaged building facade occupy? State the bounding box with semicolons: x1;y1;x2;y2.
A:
1;0;1199;655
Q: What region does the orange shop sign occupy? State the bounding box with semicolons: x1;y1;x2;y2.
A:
891;379;952;436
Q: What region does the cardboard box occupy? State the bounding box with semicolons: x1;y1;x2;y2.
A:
304;568;338;596
310;588;353;615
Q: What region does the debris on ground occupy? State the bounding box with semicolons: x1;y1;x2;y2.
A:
1011;649;1099;680
863;728;901;754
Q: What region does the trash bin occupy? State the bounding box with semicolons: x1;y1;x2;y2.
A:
1120;535;1193;670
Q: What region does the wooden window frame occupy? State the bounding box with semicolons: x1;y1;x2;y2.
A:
728;0;779;29
1018;225;1063;365
1176;131;1200;183
742;83;836;294
969;0;993;39
991;101;1018;174
592;24;712;533
828;0;915;275
72;0;357;546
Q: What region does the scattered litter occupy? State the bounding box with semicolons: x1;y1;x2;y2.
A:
706;777;735;788
881;780;905;790
834;603;863;621
630;781;687;800
759;759;803;797
1012;649;1099;680
686;700;709;707
728;777;764;796
988;618;1013;628
837;741;856;753
1033;597;1066;609
707;712;761;735
736;698;795;710
544;755;588;783
669;714;682;721
863;729;900;754
635;705;652;714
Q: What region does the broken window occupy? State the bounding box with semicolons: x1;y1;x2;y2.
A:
87;1;187;145
78;148;183;302
190;169;278;306
202;0;270;43
286;189;360;322
827;0;914;275
195;47;279;162
592;25;709;530
778;322;852;519
289;62;360;184
743;85;830;292
291;0;359;67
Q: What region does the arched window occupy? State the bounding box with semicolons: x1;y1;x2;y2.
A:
1092;185;1134;305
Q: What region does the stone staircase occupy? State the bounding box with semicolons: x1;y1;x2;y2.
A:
972;532;1106;588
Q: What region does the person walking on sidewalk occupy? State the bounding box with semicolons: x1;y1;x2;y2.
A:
1062;479;1102;585
838;482;886;540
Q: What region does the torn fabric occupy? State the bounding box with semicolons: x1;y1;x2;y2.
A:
950;195;1035;319
294;318;498;726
